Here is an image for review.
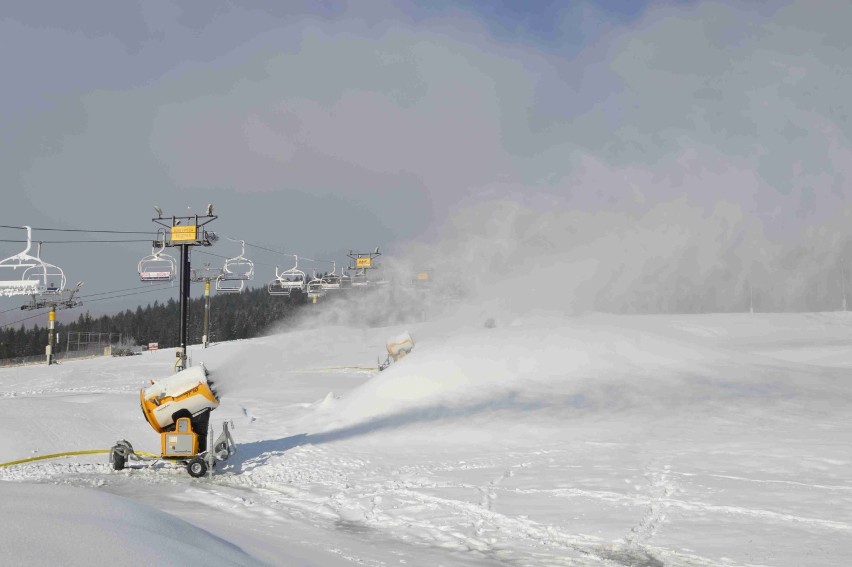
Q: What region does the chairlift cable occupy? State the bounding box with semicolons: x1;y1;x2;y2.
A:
239;240;336;265
192;249;276;270
0;239;151;244
84;287;177;304
79;283;174;299
1;305;28;314
0;284;174;322
0;311;47;329
0;225;151;235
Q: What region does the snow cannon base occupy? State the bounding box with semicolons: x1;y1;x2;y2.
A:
162;417;198;457
109;419;236;478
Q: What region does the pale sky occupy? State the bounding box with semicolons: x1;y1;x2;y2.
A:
2;0;851;318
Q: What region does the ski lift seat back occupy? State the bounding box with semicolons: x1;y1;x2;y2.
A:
267;255;306;297
268;279;293;296
221;239;254;281
216;276;245;294
0;279;41;297
23;261;66;295
319;263;341;291
139;231;177;282
0;226;66;296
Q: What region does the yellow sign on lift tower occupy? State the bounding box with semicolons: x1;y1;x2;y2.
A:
171;225;198;242
355;257;372;268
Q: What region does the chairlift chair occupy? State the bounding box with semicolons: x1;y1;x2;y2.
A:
190;263;223;283
221;239;254;280
138;232;177;282
350;268;369;288
0;226;59;297
22;247;67;296
216;239;253;294
306;272;324;300
267;255;306;297
216;274;245;294
320;262;342;292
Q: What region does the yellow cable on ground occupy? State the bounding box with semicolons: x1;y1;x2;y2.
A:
0;449;159;468
288;365;378;373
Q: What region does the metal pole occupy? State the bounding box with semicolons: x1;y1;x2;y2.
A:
176;244;191;372
202;280;210;348
46;306;56;365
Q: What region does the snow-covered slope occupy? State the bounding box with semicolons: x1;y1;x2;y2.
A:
1;311;851;566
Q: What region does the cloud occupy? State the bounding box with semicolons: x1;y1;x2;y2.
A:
5;1;852;314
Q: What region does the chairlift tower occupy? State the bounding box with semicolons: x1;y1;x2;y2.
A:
190;262;223;349
20;282;84;365
150;207;217;371
347;248;381;288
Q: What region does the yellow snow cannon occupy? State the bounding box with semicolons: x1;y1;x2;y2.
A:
378;331;415;371
140;365;219;434
109;364;235;477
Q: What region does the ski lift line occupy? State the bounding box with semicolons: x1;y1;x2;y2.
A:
0;286;175;328
0;311;46;329
236;240;336;265
0;225;152;235
79;282;174;299
0;239;152;244
85;286;176;304
193;249;277;270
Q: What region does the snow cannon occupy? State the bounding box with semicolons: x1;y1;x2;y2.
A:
110;364;236;478
140;365;219;434
386;331;414;362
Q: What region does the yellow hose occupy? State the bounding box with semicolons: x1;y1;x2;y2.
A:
0;449;160;468
288;365;377;373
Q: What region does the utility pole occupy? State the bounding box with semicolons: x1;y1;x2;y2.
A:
151;207;217;372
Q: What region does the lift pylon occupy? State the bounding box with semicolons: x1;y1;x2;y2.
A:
148;208;217;372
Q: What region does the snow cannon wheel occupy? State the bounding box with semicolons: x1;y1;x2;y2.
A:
111;450;126;471
187;457;208;478
109;440;133;471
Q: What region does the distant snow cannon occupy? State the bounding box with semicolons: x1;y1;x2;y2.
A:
110;364;236;477
379;331;415;370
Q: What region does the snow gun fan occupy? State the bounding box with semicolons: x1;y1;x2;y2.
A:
109;365;236;477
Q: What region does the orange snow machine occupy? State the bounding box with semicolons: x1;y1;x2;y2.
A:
110;364;235;477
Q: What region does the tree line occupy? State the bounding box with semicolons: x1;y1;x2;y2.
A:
0;287;308;360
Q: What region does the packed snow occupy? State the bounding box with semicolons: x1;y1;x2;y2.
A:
1;307;851;566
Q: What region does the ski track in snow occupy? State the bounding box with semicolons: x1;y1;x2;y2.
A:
4;445;850;566
0;459;702;566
